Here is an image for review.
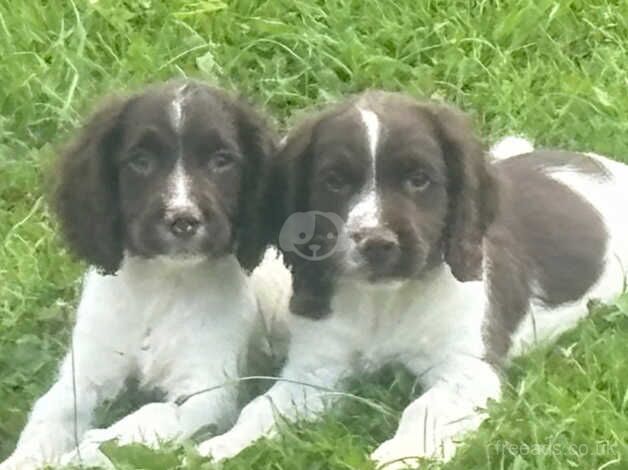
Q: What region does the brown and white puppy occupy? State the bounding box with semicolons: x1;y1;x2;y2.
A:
0;80;280;470
197;91;628;468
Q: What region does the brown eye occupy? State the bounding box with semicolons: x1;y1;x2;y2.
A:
127;151;155;176
208;151;236;173
404;171;431;192
324;171;349;193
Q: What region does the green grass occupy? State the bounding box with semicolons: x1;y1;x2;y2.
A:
1;0;628;468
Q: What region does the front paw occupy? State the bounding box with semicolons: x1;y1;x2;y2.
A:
371;436;444;469
0;454;46;470
197;434;247;462
107;402;180;447
60;433;115;469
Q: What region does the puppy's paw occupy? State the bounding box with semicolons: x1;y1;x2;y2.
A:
60;434;115;469
371;388;483;468
0;430;73;469
371;435;447;469
370;437;421;469
197;434;247;462
108;402;180;447
0;454;45;470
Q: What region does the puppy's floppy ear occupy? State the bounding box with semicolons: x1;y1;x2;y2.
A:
426;104;498;281
53;97;129;274
268;118;336;319
231;99;278;272
268;119;317;234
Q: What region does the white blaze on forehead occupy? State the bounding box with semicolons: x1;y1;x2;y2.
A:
169;85;188;133
359;108;380;160
165;85;200;216
347;107;382;232
165;160;200;216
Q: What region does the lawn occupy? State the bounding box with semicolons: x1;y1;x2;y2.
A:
1;0;627;468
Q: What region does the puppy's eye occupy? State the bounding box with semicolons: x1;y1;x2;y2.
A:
127;151;155;176
208;151;237;173
404;171;431;192
323;171;349;193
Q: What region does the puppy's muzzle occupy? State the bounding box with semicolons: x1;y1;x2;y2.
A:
352;227;400;267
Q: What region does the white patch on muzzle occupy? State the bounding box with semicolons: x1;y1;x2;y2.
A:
165;160;201;217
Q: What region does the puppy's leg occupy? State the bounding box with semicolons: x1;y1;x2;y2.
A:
0;332;131;469
63;358;346;467
1;272;137;469
197;363;347;461
0;369;90;469
60;365;242;467
197;316;355;462
59;400;189;469
371;358;501;469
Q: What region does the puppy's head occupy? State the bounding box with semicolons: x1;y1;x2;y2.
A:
54;80;275;273
273;91;497;317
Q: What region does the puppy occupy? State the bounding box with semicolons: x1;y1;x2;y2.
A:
197;91;628;468
0;80;277;469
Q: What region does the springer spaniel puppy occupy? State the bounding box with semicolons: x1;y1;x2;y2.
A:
0;80;279;469
197;91;628;468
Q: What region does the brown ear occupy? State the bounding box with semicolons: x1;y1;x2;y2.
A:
269;102;355;236
268;116;337;318
427;104;498;282
229;96;278;272
269;119;317;231
53;97;130;273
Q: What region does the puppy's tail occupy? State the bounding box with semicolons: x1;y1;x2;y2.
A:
489;136;534;160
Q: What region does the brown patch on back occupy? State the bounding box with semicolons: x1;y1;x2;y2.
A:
484;153;608;361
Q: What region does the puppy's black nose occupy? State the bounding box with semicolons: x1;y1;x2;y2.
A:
355;229;400;265
169;214;200;237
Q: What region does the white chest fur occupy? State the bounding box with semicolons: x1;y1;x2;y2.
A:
286;266;488;379
1;255;263;470
74;255;258;394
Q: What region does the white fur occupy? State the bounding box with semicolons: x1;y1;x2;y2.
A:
165;86;198;216
169;85;187;132
198;145;628;468
165;160;199;216
0;253;284;469
347;108;381;233
347;191;379;232
360;108;380;159
199;267;501;465
490;135;534;160
249;248;293;362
